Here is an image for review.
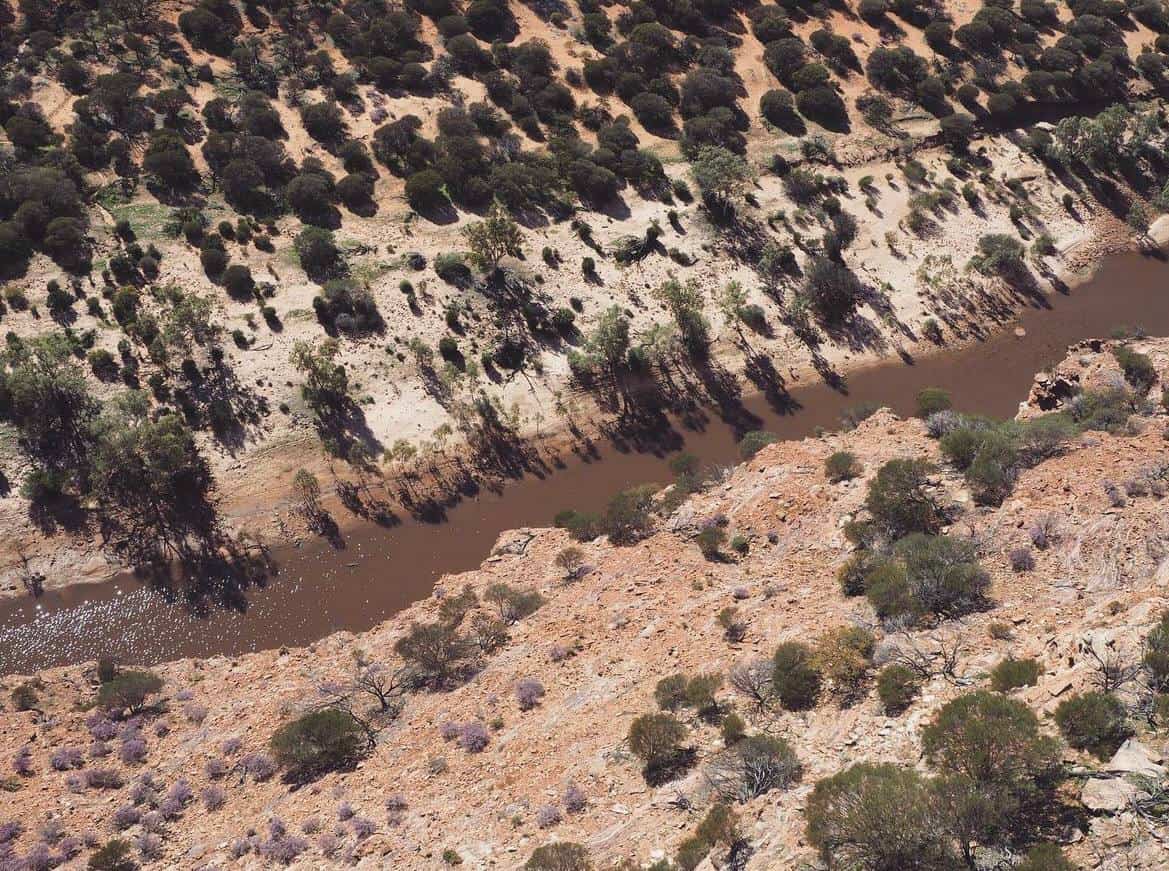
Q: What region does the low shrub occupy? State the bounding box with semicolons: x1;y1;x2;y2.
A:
813;627;874;701
738;430;779;460
270;709;369;781
876;664;920;714
825;450;862;483
97;671;163;715
525;842;592;870
915;387;952;419
772;641;822;710
989;657;1041;692
704;734;802;802
1054;692;1129;759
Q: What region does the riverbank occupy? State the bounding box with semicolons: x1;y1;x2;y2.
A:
3;248;1168;673
1;195;1162;606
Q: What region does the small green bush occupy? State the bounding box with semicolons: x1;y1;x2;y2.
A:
738;429;779;460
825;450;862;482
915;387;952;419
525;842;592;870
922;691;1060;790
865;458;942;539
97;670;163;714
270;708;369;781
1054;692;1129;759
1113;345;1157;393
627;712;686;766
989;657;1041;692
876;665;919;714
772;641;821;710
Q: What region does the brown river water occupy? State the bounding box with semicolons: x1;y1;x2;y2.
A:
2;251;1168;675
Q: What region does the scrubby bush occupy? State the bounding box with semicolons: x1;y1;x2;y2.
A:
877;664;920;714
704;734;802;802
772;642;821;710
1144;610;1169;691
295;226;341;277
1010;546;1036;572
825;450;862;482
806;763;951;870
801;257;862;323
915;388;952;419
990;657;1042;692
395;620;474;685
97;671;163;714
738;430;778;460
222;263;254;298
627;712;687;781
1114;345;1157;393
515;678;545;710
1054;692;1129;758
813;627;874;701
458;722;490;752
525;842;592;870
923;691;1060;790
865;533;989;621
865;458;941;539
270;708;369;781
88;839;136;871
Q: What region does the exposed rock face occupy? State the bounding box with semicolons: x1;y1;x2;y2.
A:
1;342;1168;869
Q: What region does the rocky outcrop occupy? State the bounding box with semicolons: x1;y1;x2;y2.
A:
2;344;1169;869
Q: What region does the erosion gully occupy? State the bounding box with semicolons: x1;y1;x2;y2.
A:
2;251;1168;675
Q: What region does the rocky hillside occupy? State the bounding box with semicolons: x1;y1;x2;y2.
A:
1;338;1168;869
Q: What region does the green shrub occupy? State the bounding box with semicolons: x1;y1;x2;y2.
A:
654;674;688;710
696;525;727;559
814;627;874;701
270;708;369;781
674;836;710;871
88;839;136;871
1054;692;1129;759
97;670;163;714
806;763;954;870
772;641;821;710
866;533;988;621
865;458;942;539
525;842;592;870
738;429;779;460
705;734;802;801
1016;843;1076;871
825;450;862;482
721;712;746;743
922;691;1060;790
876;665;920;714
1113;345;1157;393
1144;609;1169;691
627;712;686;766
990;657;1041;692
836;551;880;596
1068;388;1135;433
915;387;952;419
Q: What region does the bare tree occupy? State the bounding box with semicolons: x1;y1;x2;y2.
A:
1079;639;1140;694
880;629;967;685
729;658;775;710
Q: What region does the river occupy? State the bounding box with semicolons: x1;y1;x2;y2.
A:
2;250;1168;675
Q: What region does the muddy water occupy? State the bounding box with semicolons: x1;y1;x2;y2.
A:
2;251;1168;675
